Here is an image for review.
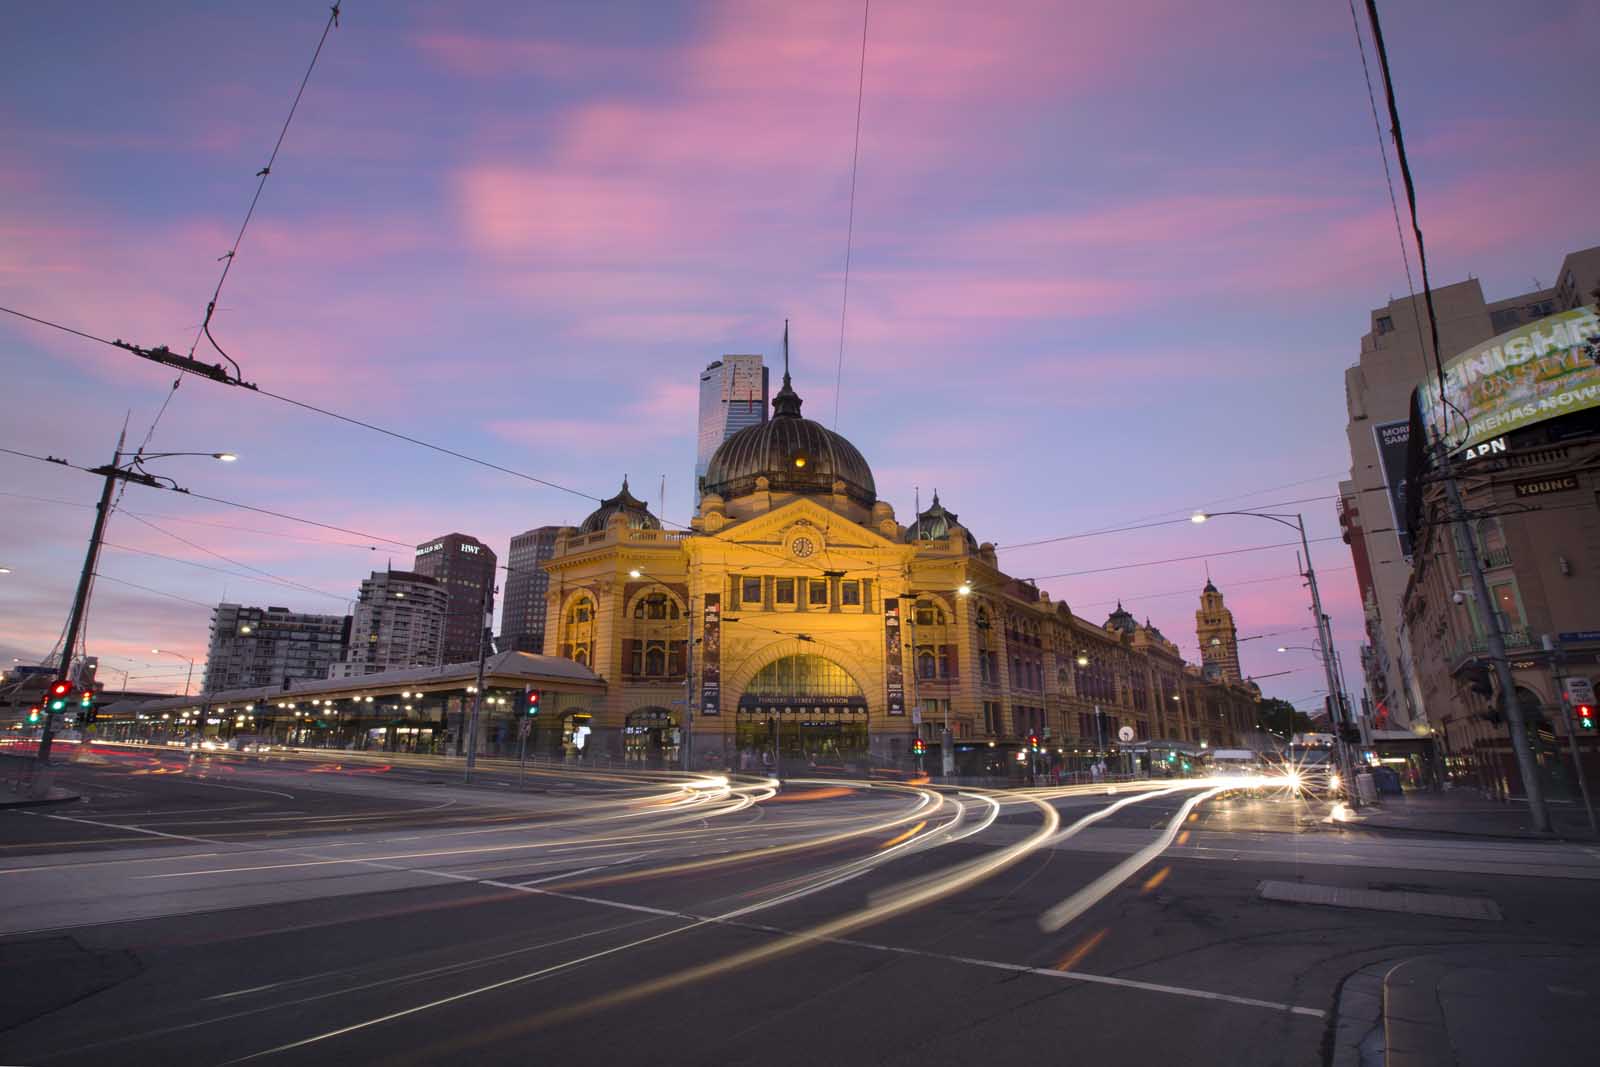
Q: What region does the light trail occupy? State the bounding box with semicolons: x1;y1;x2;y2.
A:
1039;784;1230;933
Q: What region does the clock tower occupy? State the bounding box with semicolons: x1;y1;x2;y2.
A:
1196;579;1241;683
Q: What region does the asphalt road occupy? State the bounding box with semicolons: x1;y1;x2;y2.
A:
2;745;1597;1066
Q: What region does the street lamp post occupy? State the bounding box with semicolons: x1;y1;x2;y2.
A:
1191;509;1361;808
151;649;196;698
34;436;233;765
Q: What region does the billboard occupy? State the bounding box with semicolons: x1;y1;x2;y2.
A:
1372;419;1413;560
1419;304;1600;450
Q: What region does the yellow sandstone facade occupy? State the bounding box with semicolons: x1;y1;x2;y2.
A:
540;370;1256;770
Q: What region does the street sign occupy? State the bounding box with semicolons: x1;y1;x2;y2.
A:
911;708;922;724
1559;631;1600;643
1565;677;1596;705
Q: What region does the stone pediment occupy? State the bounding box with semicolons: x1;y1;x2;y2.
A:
699;497;905;554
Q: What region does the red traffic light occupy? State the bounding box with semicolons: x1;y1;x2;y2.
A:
49;680;73;698
522;688;542;716
1578;704;1596;729
911;737;926;756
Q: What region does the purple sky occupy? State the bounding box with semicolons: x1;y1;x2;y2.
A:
3;1;1595;699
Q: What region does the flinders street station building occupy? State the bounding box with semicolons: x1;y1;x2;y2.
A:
539;368;1261;774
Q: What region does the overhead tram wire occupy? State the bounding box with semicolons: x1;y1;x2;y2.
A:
0;491;381;550
5;303;1365;584
996;493;1340;553
119;511;347;603
101;541;347;602
1023;535;1343;583
831;0;871;431
91;574;218;610
0;442;412;548
121;4;344;516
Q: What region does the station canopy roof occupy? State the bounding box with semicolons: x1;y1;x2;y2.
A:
122;651;603;714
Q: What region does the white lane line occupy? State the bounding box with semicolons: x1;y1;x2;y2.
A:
1039;788;1222;933
170;780;298;800
220;918;710;1064
509;865;616;888
0;852;224;876
27;811;222;845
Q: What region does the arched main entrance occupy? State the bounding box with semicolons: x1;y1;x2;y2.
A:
735;654;869;769
625;707;679;766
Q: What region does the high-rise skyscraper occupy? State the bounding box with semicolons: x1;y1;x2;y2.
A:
412;533;498;665
696;354;768;502
332;570;449;677
500;525;565;653
202;603;350;692
1196;579;1241;683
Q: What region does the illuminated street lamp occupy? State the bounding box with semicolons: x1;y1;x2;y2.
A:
151;648;196;697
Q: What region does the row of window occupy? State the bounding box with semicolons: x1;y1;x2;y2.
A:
624;639;687;677
731;576;866;610
914;645;959;680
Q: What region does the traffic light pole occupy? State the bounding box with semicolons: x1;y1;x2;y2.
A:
38;437;124;765
462;580;492;784
1547;637;1596;835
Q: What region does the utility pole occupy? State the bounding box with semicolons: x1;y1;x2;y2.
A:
1443;453;1549;832
1545;635;1596;835
462;579;493;783
1297;520;1361;810
38;433;125;764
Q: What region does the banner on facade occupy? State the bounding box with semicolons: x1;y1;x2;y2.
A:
1372;419;1414;560
700;593;721;716
884;597;905;715
1419;304;1600;451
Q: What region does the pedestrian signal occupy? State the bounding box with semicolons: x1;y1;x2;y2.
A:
1578;704;1595;731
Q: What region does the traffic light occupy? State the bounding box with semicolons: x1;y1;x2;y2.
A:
1027;733;1041;752
26;706;42;725
1578;704;1596;731
80;688;98;725
911;737;926;757
47;680;74;714
522;687;542;717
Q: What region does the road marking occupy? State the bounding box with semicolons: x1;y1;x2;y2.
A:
1258;879;1503;921
0;852;224;875
1140;866;1171;893
1054;927;1109;971
511;865;617;888
27;811;222;845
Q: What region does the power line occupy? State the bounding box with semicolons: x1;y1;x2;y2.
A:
102;541;345;602
92;573;217;609
0;490;382;550
832;0;870;431
0;442;412;546
119;511;347;603
997;494;1341;554
190;1;343;375
1025;535;1342;582
1073;567;1355;611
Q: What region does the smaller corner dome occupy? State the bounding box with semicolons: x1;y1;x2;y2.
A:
906;491;978;548
578;477;661;535
1105;600;1137;634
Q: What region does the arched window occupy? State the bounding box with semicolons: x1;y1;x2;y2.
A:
645;645;667;675
745;655;864;701
563;594;596;665
917;649;937;679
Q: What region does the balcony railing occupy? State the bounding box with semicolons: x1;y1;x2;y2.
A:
1450;627;1534;668
1480;547;1513;569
